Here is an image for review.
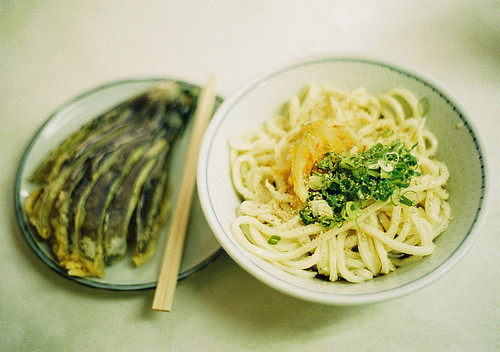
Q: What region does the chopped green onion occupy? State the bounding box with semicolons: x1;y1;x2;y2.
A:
378;159;394;172
399;195;414;206
418;98;430;117
299;208;316;224
300;140;420;228
381;129;394;138
267;235;281;245
399;190;418;206
345;201;361;220
308;175;323;190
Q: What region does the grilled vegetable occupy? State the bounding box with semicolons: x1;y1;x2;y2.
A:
50;138;141;261
101;141;166;266
131;147;171;266
25;81;201;277
28;125;136;240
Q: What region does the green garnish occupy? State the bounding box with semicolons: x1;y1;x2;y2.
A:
381;129;394;138
418;98;430;117
267;235;281;245
398;190;418;207
399;194;414;207
299;140;420;229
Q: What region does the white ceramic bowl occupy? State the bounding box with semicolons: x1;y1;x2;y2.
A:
197;55;490;304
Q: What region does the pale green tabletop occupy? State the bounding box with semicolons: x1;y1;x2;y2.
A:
1;1;499;351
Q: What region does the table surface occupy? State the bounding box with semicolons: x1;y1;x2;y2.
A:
1;1;499;351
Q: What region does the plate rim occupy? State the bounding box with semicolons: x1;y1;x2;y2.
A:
14;77;224;291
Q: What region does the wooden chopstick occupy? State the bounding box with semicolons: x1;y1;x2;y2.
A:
152;76;217;311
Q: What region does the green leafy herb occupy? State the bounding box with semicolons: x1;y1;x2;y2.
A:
267;235;281;245
299;140;420;228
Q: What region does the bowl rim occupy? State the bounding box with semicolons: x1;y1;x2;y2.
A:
197;54;491;304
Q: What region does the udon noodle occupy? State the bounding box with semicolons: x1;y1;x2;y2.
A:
229;85;451;283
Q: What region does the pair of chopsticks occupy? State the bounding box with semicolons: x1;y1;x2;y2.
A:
152;76;217;312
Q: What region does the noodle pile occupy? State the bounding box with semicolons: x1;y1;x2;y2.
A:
229;85;451;283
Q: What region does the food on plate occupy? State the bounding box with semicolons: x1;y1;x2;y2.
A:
229;85;451;283
24;82;198;277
